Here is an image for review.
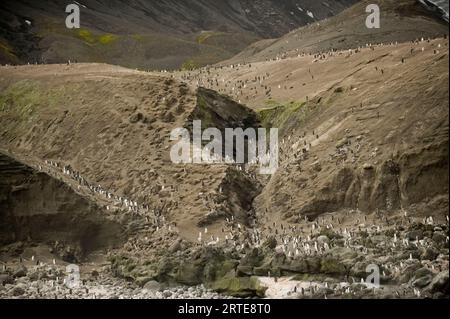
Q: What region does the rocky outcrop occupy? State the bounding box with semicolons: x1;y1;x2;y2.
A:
198;167;262;227
110;245;266;297
297;142;449;219
188;87;260;136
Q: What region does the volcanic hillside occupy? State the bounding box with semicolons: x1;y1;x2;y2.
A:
0;63;268;248
175;0;449;228
0;0;448;299
0;0;358;69
226;0;449;64
0;38;448;296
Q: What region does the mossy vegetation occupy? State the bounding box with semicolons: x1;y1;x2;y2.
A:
0;80;43;120
195;94;215;128
181;59;200;71
27;23;251;71
98;34;118;45
77;29;96;44
0;80;82;141
257;100;307;131
76;29;119;45
108;246;271;297
212;275;267;298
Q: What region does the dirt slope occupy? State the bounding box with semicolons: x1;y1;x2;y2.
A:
225;0;449;64
0;0;448;299
176;38;449;226
0;63;264;244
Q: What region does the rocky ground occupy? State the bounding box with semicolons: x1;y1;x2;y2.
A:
0;214;448;299
0;264;227;299
0;45;448;298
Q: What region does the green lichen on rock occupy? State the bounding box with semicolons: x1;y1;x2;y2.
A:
212;275;267;298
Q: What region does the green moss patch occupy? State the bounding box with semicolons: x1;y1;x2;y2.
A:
257;100;307;130
75;29;119;45
212;275;267;298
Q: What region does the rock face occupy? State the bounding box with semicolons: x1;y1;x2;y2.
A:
190;88;259;134
0;152;124;260
296;145;449;218
186;89;263;227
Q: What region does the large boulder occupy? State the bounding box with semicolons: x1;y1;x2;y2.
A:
426;271;449;296
13;265;27;278
143;280;163;292
432;232;446;245
11;285;25;296
212;275;267;298
420;247;439;261
412;275;433;288
0;274;13;285
175;262;205;286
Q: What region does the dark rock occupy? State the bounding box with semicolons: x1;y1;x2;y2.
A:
13;265;27;278
399;263;421;283
420;247;439;261
423;231;433;239
263;237;277;250
414;267;432;278
163;112;175;123
0;274;14;285
240;248;264;267
426;271;449;295
253;263;272;276
143;280;163;291
168;239;182;253
320;257;347;275
236;265;253;276
283;259;309;273
129;113;144;124
432;232;446;245
11;286;25;296
407;230;424;241
27;271;39;281
413;275;433;288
